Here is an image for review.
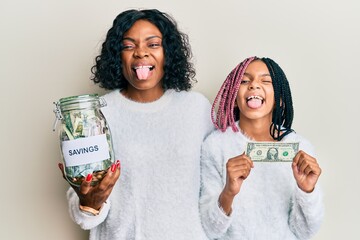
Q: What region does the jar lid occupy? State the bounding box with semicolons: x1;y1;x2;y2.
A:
59;94;99;105
53;94;107;131
58;94;105;111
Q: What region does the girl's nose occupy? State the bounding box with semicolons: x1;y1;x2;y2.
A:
248;81;260;90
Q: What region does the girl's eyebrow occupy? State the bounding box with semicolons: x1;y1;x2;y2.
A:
260;73;271;77
243;72;271;77
122;35;162;42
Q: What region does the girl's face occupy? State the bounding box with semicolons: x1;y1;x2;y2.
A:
121;20;165;101
236;60;275;123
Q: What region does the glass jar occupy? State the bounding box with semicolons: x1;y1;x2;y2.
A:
53;94;114;187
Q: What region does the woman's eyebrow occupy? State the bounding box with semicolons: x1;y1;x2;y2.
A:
145;35;162;41
122;35;162;42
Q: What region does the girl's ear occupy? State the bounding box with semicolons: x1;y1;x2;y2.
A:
234;97;239;108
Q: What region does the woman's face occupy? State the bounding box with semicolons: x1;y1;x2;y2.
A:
236;60;275;123
121;20;165;101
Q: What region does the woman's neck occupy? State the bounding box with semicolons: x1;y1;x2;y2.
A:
121;87;164;103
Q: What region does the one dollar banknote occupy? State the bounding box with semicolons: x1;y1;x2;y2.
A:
245;142;299;162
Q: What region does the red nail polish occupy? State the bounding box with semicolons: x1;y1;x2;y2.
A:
86;174;92;181
111;164;116;172
116;160;121;168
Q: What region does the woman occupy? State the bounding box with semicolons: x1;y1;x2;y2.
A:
59;9;213;240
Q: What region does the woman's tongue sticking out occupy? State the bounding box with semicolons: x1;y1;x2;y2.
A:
136;67;151;80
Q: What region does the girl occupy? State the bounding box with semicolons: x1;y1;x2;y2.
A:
59;9;213;240
200;57;324;239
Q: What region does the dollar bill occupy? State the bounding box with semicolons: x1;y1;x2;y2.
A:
245;142;299;162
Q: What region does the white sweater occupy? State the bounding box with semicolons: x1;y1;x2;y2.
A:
200;127;324;240
67;89;214;240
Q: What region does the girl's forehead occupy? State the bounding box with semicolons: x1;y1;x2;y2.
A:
244;60;270;76
247;60;267;70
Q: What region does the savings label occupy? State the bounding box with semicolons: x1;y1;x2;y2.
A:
61;134;110;167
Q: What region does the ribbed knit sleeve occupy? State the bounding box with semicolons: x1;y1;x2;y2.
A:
200;133;233;239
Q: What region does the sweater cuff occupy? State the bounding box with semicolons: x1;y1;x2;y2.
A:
295;185;322;204
210;199;233;231
294;185;324;219
67;188;110;230
218;200;233;217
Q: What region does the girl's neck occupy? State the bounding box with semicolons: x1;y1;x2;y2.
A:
239;119;274;142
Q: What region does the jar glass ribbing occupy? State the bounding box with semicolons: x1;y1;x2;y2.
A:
53;94;114;187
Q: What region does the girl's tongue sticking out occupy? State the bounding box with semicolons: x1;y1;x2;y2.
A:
247;96;263;109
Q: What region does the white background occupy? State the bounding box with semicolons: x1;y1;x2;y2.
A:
1;0;359;239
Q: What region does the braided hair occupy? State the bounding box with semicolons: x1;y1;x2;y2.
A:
212;57;294;141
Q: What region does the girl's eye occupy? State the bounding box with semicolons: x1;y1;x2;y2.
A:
240;80;250;84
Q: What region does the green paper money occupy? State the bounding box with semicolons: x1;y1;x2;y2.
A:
246;142;299;162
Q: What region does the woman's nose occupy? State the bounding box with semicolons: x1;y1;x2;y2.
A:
133;46;148;58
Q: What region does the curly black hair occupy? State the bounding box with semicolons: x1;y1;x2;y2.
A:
91;9;196;91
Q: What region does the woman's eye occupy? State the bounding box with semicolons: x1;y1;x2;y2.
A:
148;43;161;48
122;43;135;50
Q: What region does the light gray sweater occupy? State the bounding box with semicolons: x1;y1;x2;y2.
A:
67;89;213;240
200;127;324;240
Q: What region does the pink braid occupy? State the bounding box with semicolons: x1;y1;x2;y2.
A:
211;56;256;132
